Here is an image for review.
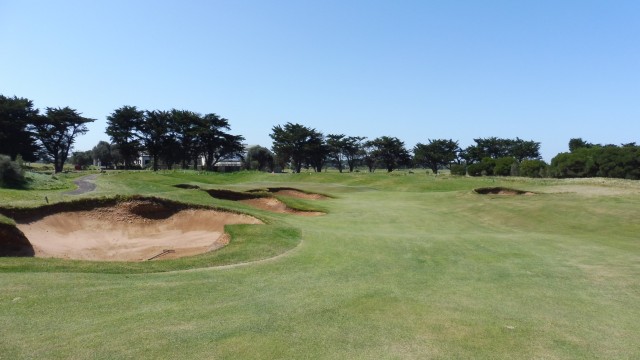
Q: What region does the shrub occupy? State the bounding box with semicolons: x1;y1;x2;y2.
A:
468;158;496;176
494;157;516;176
450;164;466;176
520;159;548;178
0;154;26;187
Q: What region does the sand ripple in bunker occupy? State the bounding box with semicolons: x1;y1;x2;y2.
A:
16;202;262;261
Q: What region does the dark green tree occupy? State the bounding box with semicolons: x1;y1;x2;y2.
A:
343;136;366;172
510;138;541;162
245;145;274;171
326;134;347;172
138;110;171;171
325;134;366;173
568;138;593;152
106;105;144;169
30;107;95;173
91;141;113;166
170;109;202;169
305;130;328;172
197;114;245;171
0;95;40;161
413;139;459;174
270;123;319;173
368;136;411;173
69;150;93;169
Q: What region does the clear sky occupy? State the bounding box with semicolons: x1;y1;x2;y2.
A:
1;0;638;161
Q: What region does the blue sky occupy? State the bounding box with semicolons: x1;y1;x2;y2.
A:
1;0;638;161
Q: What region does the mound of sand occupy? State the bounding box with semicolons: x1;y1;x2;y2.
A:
14;200;262;261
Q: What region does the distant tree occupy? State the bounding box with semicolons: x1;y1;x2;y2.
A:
362;141;378;172
270;123;318;173
568;138;593;152
326;134;366;173
170;109;202;169
245;145;274;171
326;134;347;172
510;138;541;162
137;110;171;171
473;137;511;159
0;95;40;161
343;136;366;172
30;107;95;173
413;139;459;174
106;105;143;169
197;113;245;171
91;141;113;166
305;130;328;172
368;136;411;172
69;150;93;169
459;144;484;164
110;143;123;167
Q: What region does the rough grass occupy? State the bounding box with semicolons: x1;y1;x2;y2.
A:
1;170;639;359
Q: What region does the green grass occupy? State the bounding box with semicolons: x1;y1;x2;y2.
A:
1;170;640;359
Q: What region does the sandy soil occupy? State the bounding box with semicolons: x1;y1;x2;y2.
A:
16;202;262;261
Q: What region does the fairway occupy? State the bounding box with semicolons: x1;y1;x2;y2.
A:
1;171;640;359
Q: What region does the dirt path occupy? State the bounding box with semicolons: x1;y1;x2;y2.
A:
65;174;99;195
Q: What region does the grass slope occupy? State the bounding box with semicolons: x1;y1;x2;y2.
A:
1;171;640;359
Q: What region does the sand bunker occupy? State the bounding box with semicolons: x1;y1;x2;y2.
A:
265;187;327;200
207;188;325;216
240;198;324;216
10;200;262;261
474;187;535;195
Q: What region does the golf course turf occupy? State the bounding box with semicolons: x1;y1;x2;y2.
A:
1;170;639;359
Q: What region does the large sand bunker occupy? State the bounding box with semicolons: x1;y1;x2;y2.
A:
6;199;262;261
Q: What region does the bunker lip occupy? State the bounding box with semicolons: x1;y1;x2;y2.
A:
261;187;328;200
0;223;34;257
0;196;262;262
474;187;535;195
206;188;325;215
173;184;201;190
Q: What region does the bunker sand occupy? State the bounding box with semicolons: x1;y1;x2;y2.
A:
16;201;262;261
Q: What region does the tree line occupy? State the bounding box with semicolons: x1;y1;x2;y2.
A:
267;122;545;176
2;93;639;181
0;95;244;173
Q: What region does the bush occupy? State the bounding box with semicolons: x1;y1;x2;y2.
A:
520;159;548;178
494;157;516;176
0;154;25;187
468;158;496;176
450;164;466;176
